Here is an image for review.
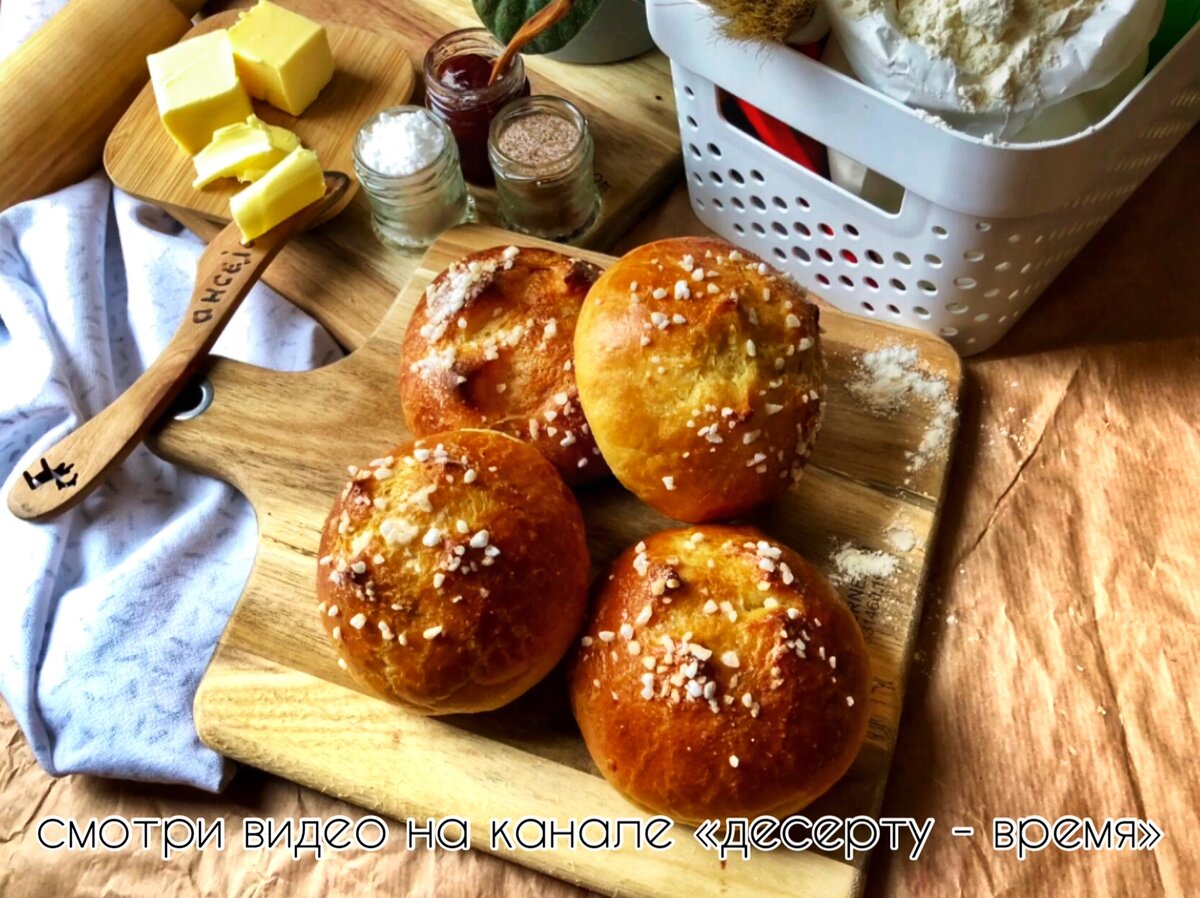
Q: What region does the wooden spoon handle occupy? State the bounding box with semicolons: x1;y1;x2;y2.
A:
7;172;350;522
489;0;575;86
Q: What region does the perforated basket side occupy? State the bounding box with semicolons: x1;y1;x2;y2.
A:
654;9;1200;354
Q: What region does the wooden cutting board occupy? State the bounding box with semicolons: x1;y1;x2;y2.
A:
106;0;683;347
105;11;416;218
149;225;961;898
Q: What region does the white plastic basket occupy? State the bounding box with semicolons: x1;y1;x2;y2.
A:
647;1;1200;354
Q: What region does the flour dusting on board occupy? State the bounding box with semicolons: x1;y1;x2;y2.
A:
886;523;919;553
848;344;957;476
832;543;901;585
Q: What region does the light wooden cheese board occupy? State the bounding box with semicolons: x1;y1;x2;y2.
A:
148;225;960;898
110;0;683;348
104;11;416;219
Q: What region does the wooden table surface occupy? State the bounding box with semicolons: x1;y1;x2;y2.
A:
1;17;1198;897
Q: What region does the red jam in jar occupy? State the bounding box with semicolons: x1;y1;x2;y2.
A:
423;29;531;186
437;53;492;92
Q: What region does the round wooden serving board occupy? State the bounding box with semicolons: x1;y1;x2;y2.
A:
148;225;961;898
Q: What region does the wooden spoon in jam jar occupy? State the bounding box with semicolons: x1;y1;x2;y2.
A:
488;0;575;85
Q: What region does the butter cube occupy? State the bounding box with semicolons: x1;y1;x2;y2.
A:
193;115;301;188
228;1;334;116
148;31;253;154
230;146;325;241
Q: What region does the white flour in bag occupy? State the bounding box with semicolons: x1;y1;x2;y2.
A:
891;0;1100;109
827;0;1164;136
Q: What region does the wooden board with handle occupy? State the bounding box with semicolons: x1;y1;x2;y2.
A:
106;0;683;349
105;12;417;220
149;225;961;898
7;173;352;523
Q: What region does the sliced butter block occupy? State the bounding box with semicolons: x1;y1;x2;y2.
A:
148;30;253;155
192;115;301;188
263;123;302;152
228;1;334;117
230;146;325;242
240;123;303;180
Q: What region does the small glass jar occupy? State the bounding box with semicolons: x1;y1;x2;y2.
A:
353;106;475;250
488;96;601;243
423;28;531;186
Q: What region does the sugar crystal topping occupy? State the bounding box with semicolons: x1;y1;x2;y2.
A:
581;534;857;718
322;440;508;654
420;251;519;344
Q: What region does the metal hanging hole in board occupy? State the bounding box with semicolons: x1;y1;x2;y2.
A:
170;377;214;421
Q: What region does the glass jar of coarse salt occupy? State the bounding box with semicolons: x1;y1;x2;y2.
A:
488;96;600;243
353;105;475;249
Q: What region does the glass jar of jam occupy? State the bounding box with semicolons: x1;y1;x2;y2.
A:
423;28;531;186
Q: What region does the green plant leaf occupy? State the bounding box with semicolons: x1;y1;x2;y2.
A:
473;0;604;55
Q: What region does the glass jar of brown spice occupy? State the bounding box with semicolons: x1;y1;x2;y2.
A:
488;96;601;243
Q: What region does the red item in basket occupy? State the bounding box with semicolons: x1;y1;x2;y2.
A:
735;40;828;177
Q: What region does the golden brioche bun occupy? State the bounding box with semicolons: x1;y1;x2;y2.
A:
569;525;869;823
574;237;823;522
316;429;589;714
400;245;608;485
